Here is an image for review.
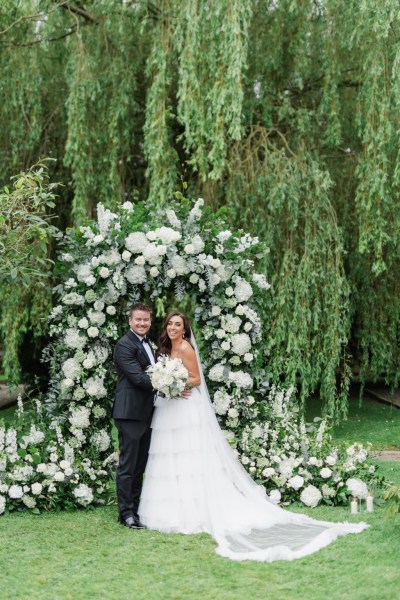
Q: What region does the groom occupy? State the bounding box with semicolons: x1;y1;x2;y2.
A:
113;302;156;529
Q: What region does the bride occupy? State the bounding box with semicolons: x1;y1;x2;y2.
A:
139;311;368;562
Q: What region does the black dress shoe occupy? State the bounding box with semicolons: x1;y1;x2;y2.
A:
118;515;147;529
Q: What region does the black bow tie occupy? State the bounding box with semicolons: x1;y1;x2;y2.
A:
141;336;150;344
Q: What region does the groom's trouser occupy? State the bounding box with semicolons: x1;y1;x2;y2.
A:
114;417;152;520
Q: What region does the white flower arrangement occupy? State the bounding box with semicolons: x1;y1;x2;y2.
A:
0;198;378;514
300;485;322;508
147;356;189;400
125;231;149;254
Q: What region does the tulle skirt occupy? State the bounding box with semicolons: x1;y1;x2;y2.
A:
139;388;368;562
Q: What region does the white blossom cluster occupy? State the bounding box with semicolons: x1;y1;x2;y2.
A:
233;386;375;507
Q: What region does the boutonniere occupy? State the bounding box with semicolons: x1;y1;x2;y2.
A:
150;340;158;352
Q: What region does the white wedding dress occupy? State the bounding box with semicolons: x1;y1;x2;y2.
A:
139;343;368;562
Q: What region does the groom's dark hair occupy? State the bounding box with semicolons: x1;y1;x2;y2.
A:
129;302;152;316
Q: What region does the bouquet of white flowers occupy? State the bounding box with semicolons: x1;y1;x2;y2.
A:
147;355;189;400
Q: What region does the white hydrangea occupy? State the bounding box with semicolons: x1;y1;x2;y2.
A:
322;484;336;498
76;264;92;283
73;483;93;506
0;495;6;514
121;201;134;211
209;363;228;382
222;315;242;334
69;407;91;429
171;255;190;275
300;485;322;508
234;277;253;302
143;243;163;265
22;495;36;508
125;232;149;254
346;478;368;500
84;377;107;398
231;333;252;356
87;310;106;327
288;475;304;490
153;226;181;244
101;248;121;266
325;455;337;466
212;390;232;415
62;293;85;306
53;471;65;482
125;265;147;285
62;358;81;380
262;467;276;478
8;485;24;499
64;329;86;350
320;467;332;479
228;371;253;389
91;430;111;452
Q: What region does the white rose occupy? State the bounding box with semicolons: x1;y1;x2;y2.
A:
87;327;99;338
146;230;157;241
184;244;196;254
235;304;245;315
225;287;234;296
211;306;221;316
221;341;231;351
134;255;146;265
150;267;159;277
99;267;110;278
325;455;336;466
189;273;199;284
78;318;89;329
166;269;176;279
215;329;226;339
60;460;71;470
244;322;253;332
244;353;253;362
106;306;116;315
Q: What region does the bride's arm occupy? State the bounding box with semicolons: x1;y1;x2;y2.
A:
180;343;201;388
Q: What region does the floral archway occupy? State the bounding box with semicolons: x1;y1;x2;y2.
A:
0;199;375;515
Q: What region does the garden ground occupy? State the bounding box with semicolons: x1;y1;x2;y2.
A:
1;394;399;600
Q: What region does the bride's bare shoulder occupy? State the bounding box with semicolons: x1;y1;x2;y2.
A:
180;340;196;356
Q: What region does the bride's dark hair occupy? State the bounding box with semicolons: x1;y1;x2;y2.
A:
159;311;192;355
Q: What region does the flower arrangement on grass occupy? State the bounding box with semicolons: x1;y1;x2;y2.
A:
0;197;379;514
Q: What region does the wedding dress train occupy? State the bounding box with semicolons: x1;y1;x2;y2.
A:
139;348;368;562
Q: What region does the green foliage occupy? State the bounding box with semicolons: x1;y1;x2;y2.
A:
383;485;400;520
1;1;400;417
0;160;58;384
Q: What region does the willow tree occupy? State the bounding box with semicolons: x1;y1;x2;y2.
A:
1;0;400;420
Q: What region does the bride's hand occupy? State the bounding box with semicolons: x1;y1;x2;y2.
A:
181;388;192;399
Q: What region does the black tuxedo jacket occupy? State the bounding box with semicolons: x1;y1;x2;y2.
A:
112;329;155;421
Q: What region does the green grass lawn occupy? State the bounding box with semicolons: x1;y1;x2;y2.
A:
306;393;400;450
1;460;399;600
1;397;399;600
